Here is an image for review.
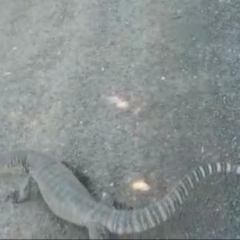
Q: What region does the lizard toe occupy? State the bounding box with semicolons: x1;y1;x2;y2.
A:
5;188;20;203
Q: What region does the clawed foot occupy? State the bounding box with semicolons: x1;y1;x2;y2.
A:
4;176;31;203
5;188;21;203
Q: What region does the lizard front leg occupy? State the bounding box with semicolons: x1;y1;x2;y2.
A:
5;175;31;203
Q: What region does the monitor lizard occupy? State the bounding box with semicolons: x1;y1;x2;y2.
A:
0;149;240;239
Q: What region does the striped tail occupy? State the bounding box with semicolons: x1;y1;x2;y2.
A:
96;162;240;234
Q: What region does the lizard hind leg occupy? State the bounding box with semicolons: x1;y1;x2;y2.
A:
101;191;115;208
5;176;31;203
88;192;114;239
88;223;112;240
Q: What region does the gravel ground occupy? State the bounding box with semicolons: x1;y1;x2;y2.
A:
1;0;240;239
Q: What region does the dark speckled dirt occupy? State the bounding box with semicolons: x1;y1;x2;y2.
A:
1;0;240;239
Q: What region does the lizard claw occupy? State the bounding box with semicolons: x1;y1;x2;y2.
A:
5;189;20;203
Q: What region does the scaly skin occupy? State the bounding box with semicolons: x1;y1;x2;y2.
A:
0;150;111;239
1;150;240;237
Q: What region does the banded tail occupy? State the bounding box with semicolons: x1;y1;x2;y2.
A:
93;162;240;234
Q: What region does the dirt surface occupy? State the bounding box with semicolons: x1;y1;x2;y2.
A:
1;0;240;239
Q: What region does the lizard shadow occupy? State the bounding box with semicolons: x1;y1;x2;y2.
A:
62;160;133;210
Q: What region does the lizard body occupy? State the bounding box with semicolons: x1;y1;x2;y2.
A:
1;150;240;238
0;150;111;239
